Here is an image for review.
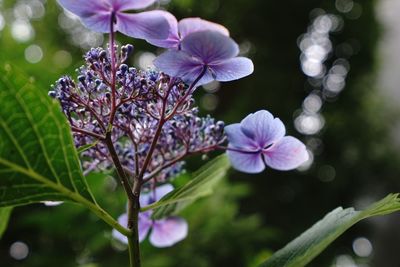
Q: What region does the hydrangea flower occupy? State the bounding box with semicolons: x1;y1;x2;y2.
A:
148;15;229;49
113;184;188;248
58;0;170;41
225;110;309;173
154;30;254;86
49;45;226;181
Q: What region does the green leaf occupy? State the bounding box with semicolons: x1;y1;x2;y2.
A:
260;193;400;267
143;154;231;219
0;64;95;206
0;207;12;239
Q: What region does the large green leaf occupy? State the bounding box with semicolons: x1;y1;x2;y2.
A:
142;154;231;219
0;207;12;239
260;194;400;267
0;64;95;206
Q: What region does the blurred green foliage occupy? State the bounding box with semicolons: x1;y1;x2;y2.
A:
1;0;400;266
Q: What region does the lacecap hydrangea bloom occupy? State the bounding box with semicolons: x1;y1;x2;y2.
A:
53;0;308;251
49;45;226;182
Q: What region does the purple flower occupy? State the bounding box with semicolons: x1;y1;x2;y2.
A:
113;184;188;248
225;110;309;173
154;30;254;86
148;15;229;49
50;45;226;181
58;0;170;41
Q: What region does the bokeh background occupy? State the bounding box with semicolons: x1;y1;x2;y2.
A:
1;0;400;266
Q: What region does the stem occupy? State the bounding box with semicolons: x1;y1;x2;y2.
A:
142;152;187;184
127;198;141;267
123;72;206;267
71;126;105;140
104;134;135;201
107;15;141;267
166;66;207;120
142;143;224;184
109;13;117;126
136;79;174;182
128;233;141;267
138;70;207;182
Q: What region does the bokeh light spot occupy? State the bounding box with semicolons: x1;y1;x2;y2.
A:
352;237;373;257
136;52;156;70
318;165;336;182
295;113;325;135
335;0;354;13
9;241;29;260
25;44;43;64
53;50;72;69
201;94;219;111
0;13;5;31
11;20;34;42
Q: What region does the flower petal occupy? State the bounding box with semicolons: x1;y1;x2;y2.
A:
112;212;153;244
154;50;201;77
209;57;254;82
112;0;156;10
263;136;309;171
112;213;129;244
140;183;174;206
116;11;170;41
81;12;113;33
181;31;239;63
138;212;152;242
144;12;180;48
58;0;112;32
226;150;265;174
153;50;214;86
240;110;285;148
149;217;188;248
154;184;174;202
178;17;229;39
225;123;258;149
58;0;110;17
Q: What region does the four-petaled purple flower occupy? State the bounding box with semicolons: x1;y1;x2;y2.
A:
225;110;309;173
154;30;254;86
58;0;170;42
113;184;188;248
148;15;229;49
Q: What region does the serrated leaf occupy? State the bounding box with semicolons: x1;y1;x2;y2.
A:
0;207;12;239
0;64;95;207
142;154;231;219
260;194;400;267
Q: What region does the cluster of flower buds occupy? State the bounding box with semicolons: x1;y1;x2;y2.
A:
49;45;226;184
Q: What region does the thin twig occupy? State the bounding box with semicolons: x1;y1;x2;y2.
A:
71;126;105;140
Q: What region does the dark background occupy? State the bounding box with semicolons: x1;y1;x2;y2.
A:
1;0;400;266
